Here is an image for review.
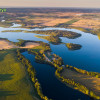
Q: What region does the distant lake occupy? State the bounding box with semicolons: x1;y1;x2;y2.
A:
0;24;100;72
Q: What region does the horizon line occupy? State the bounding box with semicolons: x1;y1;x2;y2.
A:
0;7;100;9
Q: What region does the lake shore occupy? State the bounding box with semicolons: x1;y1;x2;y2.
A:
43;52;100;99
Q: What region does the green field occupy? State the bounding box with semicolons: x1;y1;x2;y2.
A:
0;49;39;100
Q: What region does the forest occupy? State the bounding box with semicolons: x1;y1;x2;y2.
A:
66;43;82;50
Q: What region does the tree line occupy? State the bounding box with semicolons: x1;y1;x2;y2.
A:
17;49;51;100
34;30;81;39
66;65;100;78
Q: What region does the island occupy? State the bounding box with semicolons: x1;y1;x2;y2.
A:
66;43;82;50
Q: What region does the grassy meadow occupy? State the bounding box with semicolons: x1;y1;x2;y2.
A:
0;49;39;100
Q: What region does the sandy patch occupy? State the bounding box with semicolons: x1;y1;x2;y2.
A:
0;40;40;50
21;42;40;48
0;40;19;50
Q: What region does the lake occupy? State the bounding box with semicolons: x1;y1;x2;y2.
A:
0;25;100;72
22;51;90;100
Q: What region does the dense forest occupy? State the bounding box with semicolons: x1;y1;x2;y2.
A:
32;30;81;39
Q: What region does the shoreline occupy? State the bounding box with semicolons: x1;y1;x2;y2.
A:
42;52;100;99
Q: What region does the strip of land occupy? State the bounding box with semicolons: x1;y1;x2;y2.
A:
0;40;40;50
61;67;100;97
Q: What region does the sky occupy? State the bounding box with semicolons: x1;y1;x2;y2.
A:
0;0;100;8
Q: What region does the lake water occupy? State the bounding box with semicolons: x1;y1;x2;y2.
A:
22;51;90;100
0;24;100;99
